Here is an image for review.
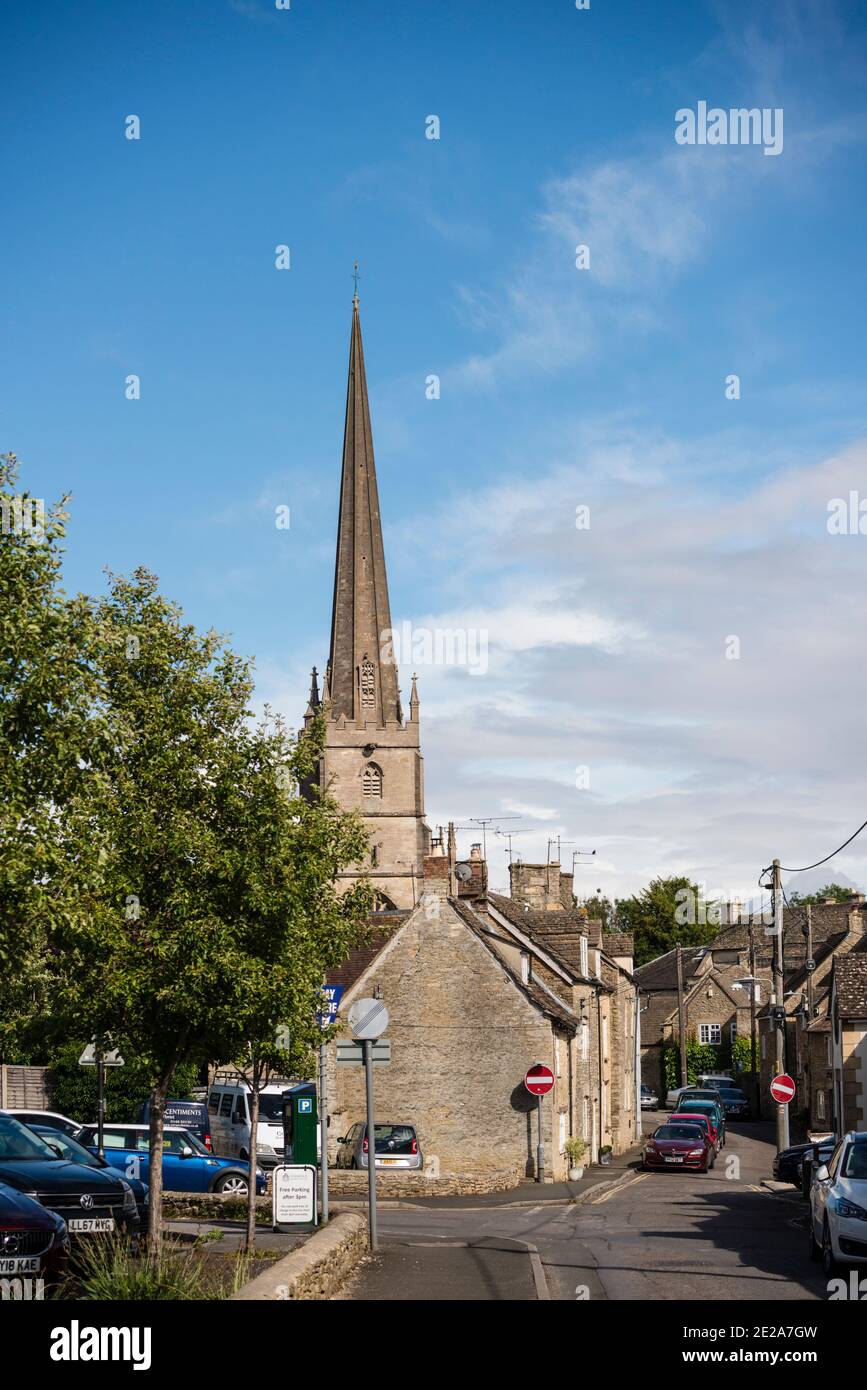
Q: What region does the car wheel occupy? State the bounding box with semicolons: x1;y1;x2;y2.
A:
808;1215;821;1263
215;1172;249;1197
821;1218;838;1278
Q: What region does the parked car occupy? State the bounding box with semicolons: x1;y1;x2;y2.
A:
640;1085;659;1110
675;1098;726;1147
335;1122;423;1171
29;1124;149;1229
77;1123;267;1196
773;1135;835;1186
135;1098;212;1151
697;1073;733;1090
716;1087;752;1120
642;1122;715;1173
0;1114;138;1239
798;1136;838;1201
7;1109;83;1139
670;1111;720;1151
809;1131;867;1276
0;1179;69;1285
208;1081;290;1168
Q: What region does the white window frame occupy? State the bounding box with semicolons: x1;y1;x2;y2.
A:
699;1023;722;1045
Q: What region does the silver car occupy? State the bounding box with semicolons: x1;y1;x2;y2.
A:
640;1085;659;1110
335;1122;423;1171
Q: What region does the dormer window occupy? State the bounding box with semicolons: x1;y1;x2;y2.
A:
362;763;383;799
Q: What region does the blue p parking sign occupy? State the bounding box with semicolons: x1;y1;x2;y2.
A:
298;1097;313;1114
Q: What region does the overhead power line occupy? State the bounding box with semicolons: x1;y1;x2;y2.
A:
762;813;867;877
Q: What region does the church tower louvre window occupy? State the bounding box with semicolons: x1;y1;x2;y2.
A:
359;656;376;711
362;762;383;799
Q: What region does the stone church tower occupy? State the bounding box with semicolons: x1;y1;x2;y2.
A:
304;294;431;909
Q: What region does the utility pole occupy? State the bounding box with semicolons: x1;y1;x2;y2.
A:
805;905;815;1017
748;927;759;1120
772;858;789;1150
675;944;688;1088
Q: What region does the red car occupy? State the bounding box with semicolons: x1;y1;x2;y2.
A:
0;1179;70;1289
669;1110;720;1151
643;1121;716;1172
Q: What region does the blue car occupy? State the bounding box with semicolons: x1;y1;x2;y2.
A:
77;1124;266;1196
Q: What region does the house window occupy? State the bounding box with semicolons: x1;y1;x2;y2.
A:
360;658;376;710
729;1020;737;1043
362;763;382;799
700;1023;722;1045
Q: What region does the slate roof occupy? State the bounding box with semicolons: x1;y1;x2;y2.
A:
487;893;593;979
450;898;579;1031
603;933;634;957
834;955;867;1017
634;947;705;992
326;914;409;991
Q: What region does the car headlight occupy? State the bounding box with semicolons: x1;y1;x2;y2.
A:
688;1149;705;1157
119;1179;138;1214
832;1195;867;1220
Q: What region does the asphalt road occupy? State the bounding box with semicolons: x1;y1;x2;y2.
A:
340;1116;830;1301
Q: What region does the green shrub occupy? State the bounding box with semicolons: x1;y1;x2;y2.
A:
48;1041;201;1124
72;1237;210;1301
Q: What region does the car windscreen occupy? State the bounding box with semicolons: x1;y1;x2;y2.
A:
31;1127;99;1167
174;1129;209;1155
843;1141;867;1179
0;1115;60;1161
655;1126;704;1141
258;1094;286;1123
719;1090;746;1100
372;1125;416;1153
679;1101;715;1113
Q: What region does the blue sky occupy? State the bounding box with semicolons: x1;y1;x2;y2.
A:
4;0;867;898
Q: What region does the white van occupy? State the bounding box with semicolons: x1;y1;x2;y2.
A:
207;1079;321;1168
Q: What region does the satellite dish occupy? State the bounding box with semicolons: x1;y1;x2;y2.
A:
455;862;473;883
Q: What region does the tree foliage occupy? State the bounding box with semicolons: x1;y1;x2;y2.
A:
615;876;718;968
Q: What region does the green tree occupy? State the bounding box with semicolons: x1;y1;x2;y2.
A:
52;569;372;1252
616;876;718;968
0;453;100;1053
788;883;859;906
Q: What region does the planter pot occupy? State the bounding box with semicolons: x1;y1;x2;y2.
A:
568;1166;585;1181
599;1150;612;1165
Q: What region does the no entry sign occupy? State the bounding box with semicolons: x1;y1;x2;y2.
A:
770;1073;796;1105
525;1063;555;1096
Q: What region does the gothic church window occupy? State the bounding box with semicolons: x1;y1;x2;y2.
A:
362;762;382;799
360;657;375;710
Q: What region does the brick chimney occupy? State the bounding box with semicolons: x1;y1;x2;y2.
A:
509;861;562;911
559;871;575;910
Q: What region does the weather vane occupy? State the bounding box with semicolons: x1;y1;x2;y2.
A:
352;259;361;304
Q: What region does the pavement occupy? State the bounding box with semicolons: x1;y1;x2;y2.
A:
337;1112;831;1301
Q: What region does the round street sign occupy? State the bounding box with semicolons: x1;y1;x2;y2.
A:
770;1073;796;1105
524;1062;555;1096
348;997;389;1041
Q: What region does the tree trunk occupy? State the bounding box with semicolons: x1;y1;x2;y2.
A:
147;1079;168;1258
245;1084;260;1253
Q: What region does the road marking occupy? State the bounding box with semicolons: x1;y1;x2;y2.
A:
589;1172;647;1204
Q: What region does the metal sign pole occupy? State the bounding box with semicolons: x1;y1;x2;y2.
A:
363;1039;378;1250
96;1040;106;1161
536;1095;545;1183
319;1039;329;1224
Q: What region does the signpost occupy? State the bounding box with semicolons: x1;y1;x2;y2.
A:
79;1039;124;1161
272;1164;317;1231
317;984;344;1224
335;1040;391;1066
525;1063;555;1183
350;998;390;1250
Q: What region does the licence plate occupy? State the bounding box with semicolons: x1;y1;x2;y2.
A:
0;1256;39;1273
379;1158;399;1165
664;1156;683;1164
68;1218;115;1233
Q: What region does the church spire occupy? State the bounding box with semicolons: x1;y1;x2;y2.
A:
327;293;401;726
